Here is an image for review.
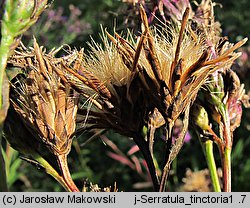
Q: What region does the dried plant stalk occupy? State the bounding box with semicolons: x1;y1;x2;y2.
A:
51;3;247;191
5;1;245;192
188;0;249;192
7;39;79;192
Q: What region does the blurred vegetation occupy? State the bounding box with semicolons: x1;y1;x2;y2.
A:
1;0;250;191
215;0;250;42
21;0;126;50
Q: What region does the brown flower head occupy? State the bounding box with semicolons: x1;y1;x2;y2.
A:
8;39;79;156
54;5;247;146
50;5;247;191
6;39;80;192
56;35;148;138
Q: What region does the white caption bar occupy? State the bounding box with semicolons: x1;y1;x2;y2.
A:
0;192;249;208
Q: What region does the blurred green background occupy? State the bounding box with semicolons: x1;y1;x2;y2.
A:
1;0;250;191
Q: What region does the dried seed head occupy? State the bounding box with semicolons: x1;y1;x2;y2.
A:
66;6;247;141
137;6;247;134
86;34;133;88
56;32;150;137
8;39;79;156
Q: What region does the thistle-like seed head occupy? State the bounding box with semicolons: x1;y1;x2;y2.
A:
8;39;79;156
56;6;247;141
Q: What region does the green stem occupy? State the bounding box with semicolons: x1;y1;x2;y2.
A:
221;107;232;192
56;154;79;192
0;0;48;192
204;140;221;192
0;23;15;192
0;35;14;108
34;155;78;192
0;135;8;191
222;147;231;192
